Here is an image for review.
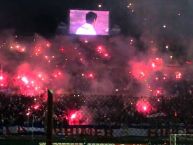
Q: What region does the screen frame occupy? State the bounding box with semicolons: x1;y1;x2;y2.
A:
68;9;110;36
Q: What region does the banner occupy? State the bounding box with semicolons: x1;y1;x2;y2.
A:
1;125;193;137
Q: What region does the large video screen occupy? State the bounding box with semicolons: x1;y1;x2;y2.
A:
69;10;109;36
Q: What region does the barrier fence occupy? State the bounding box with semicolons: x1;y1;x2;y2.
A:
1;124;193;137
1;125;193;145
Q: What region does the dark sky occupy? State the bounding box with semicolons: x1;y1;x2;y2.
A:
0;0;72;36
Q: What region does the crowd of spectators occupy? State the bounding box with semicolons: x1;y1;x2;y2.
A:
0;79;193;130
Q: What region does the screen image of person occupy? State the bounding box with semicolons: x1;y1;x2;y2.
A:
76;12;97;35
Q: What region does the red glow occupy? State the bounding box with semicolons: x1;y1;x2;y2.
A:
175;72;182;80
34;47;42;56
70;113;77;120
130;61;150;81
82;71;95;79
154;88;164;96
0;72;8;87
67;109;91;125
136;99;152;115
21;76;29;84
96;45;110;59
150;57;163;70
59;47;65;53
52;70;63;79
46;42;51;48
33;40;51;56
14;68;45;96
37;72;47;81
26;112;31;116
151;62;156;68
87;72;95;79
33;104;40;110
10;42;26;53
68;111;83;125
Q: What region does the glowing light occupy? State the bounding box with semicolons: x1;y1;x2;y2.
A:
84;40;88;43
46;42;51;47
152;62;156;68
143;106;147;111
130;61;150;81
127;3;132;8
21;76;29;84
163;25;167;28
98;4;102;8
104;53;109;57
70;113;77;120
150;57;163;70
0;73;7;87
96;45;110;59
163;74;167;80
52;70;63;79
34;47;42;56
38;73;42;78
175;72;182;80
0;76;3;80
136;99;152;115
115;88;119;92
155;89;162;96
33;104;40;110
127;2;135;13
26;112;31;116
86;72;95;79
59;47;65;53
68;111;83;125
45;55;48;59
140;72;145;78
129;39;134;45
10;43;26;53
14;68;45;96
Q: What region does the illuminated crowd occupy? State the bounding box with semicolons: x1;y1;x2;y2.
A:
0;78;193;130
0;32;192;130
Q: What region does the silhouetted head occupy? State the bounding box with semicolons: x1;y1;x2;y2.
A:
86;12;97;24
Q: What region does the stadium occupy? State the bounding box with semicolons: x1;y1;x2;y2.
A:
0;0;193;145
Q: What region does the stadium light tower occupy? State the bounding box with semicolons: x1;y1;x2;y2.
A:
46;90;53;145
